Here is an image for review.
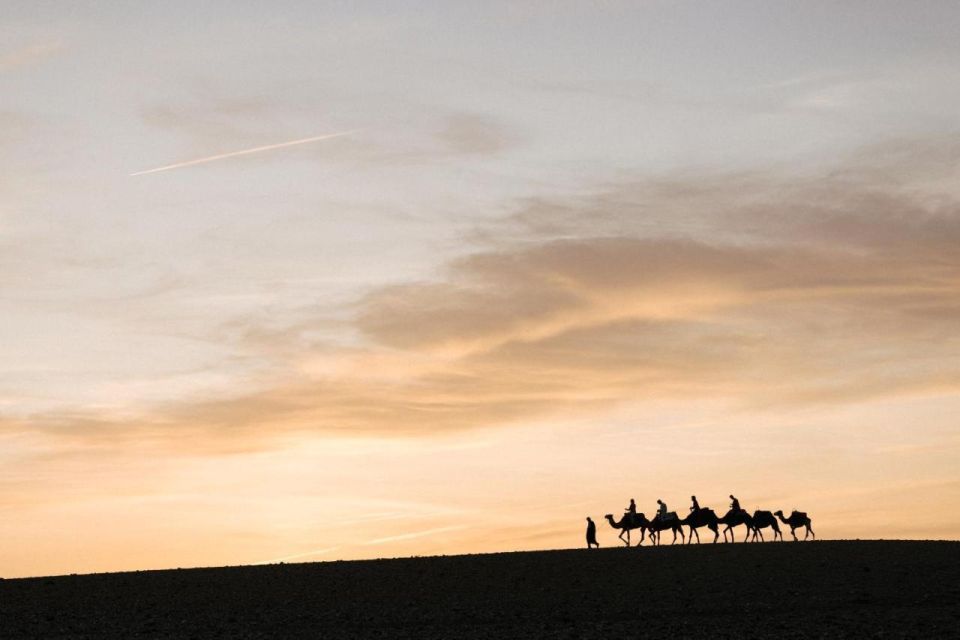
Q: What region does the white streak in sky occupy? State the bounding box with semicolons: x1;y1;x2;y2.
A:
253;546;341;565
362;525;467;546
130;129;360;176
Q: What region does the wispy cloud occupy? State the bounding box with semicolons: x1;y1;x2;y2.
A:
130;129;361;176
4;137;959;449
362;525;467;546
0;41;62;72
253;546;340;565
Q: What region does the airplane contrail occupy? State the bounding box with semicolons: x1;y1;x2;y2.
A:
130;129;360;176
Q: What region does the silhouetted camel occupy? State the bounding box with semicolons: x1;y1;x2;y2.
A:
604;513;648;547
646;512;686;546
749;510;782;542
775;510;815;541
680;508;720;543
718;509;754;542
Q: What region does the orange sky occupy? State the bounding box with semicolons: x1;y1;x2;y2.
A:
2;3;960;577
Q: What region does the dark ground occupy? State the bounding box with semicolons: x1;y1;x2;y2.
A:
1;540;958;639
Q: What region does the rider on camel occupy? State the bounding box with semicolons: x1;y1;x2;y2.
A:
656;499;669;522
729;494;741;513
690;495;700;513
625;498;636;524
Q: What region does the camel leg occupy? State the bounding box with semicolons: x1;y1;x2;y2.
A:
619;530;628;546
691;527;700;544
743;527;750;543
808;524;815;540
790;526;798;542
639;529;646;545
710;524;719;543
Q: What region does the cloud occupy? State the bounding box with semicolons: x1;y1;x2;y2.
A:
436;112;518;155
0;41;62;72
3;137;960;449
362;525;467;545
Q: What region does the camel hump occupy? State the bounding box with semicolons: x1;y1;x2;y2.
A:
792;510;808;520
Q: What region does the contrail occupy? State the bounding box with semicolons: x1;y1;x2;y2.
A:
130;129;360;176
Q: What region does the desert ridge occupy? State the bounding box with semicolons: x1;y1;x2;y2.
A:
1;540;957;638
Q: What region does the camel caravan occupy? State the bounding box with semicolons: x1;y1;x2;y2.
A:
597;495;815;547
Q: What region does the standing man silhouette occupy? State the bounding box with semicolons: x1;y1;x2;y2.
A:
586;517;599;549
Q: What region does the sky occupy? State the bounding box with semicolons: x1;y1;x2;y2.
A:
1;1;959;577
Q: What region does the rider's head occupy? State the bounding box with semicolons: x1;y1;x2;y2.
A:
657;499;663;504
691;495;696;500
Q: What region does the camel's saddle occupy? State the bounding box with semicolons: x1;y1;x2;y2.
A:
657;511;678;523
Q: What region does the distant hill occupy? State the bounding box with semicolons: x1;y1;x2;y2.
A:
2;540;958;638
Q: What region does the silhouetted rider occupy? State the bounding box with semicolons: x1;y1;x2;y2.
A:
729;495;741;513
690;495;700;513
656;499;669;521
625;499;636;516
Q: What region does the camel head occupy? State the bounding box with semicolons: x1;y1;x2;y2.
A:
774;510;784;517
604;514;615;521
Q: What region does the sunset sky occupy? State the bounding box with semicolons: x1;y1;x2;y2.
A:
2;2;959;578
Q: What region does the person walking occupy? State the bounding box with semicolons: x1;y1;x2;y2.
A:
586;517;599;549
